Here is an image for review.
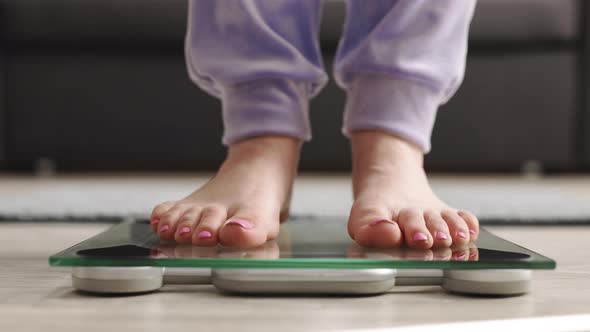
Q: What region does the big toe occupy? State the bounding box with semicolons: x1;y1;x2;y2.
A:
218;209;278;248
348;203;403;248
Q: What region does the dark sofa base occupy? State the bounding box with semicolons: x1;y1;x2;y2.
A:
4;49;577;172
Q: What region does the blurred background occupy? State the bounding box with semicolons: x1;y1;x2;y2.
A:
1;0;590;223
0;0;587;174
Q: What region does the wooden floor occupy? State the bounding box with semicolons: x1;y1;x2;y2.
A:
1;223;590;331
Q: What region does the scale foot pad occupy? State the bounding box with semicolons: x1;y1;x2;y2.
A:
71;267;532;296
72;267;164;294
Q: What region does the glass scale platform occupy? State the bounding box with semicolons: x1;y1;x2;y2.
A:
49;217;556;296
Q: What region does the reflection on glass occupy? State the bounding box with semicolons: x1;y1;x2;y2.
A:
77;241;531;263
48;217;553;270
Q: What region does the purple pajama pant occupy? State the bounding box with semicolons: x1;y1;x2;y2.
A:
185;0;476;152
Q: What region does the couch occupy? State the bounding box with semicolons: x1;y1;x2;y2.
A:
0;0;585;172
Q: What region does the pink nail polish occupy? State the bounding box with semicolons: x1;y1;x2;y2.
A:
179;227;191;235
226;219;253;229
469;229;477;235
151;218;159;225
412;232;428;241
454;252;467;260
369;219;396;227
435;232;448;240
457;231;467;239
198;230;212;239
159;225;169;233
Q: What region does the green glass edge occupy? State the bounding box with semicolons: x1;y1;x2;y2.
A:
49;256;556;270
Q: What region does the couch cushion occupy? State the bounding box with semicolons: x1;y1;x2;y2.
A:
0;0;187;48
470;0;579;43
321;0;579;48
0;0;580;48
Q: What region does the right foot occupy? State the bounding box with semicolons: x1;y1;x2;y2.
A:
150;136;301;248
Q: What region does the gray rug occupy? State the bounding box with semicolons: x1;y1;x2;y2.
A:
1;174;589;224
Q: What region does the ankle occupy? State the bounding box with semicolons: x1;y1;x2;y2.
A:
228;134;301;157
224;135;302;173
351;130;424;170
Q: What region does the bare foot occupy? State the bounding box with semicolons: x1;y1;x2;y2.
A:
347;130;479;249
150;136;301;248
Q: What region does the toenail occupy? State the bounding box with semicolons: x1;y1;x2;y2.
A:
151;218;159;225
369;219;397;227
225;219;253;229
179;227;191;235
457;231;467;239
469;229;477;235
454;251;467;260
159;225;169;233
198;230;212;239
435;232;448;240
412;232;428;241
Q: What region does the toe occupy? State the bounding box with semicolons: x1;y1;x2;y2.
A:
403;248;434;261
347;202;402;248
424;210;452;248
458;210;479;241
153;243;175;258
192;205;227;246
398;208;433;249
441;210;470;247
173;244;195;258
173;207;203;243
452;249;469;261
432;247;452;261
158;204;190;241
150;201;176;231
235;241;280;259
468;246;479;261
191;246;219;258
219;208;276;248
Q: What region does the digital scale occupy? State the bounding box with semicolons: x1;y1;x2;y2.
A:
49;217;555;296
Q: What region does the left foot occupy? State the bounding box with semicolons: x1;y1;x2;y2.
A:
347;130;479;249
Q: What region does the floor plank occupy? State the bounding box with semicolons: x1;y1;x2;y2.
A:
1;223;589;331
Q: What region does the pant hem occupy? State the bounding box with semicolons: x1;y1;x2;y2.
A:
342;75;441;153
221;79;312;145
